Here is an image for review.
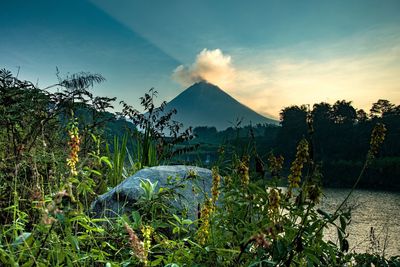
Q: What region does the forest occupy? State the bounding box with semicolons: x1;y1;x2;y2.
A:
190;99;400;190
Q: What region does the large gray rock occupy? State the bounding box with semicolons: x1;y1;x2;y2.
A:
90;165;212;219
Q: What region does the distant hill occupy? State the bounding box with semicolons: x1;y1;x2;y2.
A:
166;81;278;130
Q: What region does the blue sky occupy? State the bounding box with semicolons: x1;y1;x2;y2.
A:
1;0;399;118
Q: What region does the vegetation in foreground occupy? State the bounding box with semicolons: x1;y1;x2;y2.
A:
0;68;399;266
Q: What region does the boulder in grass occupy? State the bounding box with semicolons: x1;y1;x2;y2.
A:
90;165;212;219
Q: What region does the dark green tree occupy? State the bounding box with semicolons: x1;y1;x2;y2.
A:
193;126;218;138
276;105;308;159
311;102;333;159
356;109;368;123
331;100;357;125
370;99;395;118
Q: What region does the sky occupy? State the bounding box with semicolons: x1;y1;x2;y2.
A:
1;0;400;119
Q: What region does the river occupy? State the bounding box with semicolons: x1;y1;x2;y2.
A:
320;188;400;257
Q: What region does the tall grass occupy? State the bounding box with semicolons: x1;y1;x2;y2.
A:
106;134;129;187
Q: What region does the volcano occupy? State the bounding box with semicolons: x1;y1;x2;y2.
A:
165;81;277;130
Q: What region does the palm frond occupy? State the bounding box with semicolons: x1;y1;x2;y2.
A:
60;72;105;90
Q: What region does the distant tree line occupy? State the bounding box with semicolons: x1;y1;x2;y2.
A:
192;99;400;190
276;99;400;190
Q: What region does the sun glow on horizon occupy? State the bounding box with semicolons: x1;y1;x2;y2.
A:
172;28;400;118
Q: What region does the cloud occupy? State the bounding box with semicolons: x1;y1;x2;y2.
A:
171;28;400;119
254;38;400;117
172;48;236;88
228;46;400;118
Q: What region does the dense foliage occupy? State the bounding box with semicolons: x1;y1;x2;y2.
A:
190;100;400;190
0;68;399;266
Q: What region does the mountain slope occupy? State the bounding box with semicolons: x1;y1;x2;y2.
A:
166;81;277;130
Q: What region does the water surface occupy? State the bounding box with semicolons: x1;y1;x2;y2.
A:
320;188;400;257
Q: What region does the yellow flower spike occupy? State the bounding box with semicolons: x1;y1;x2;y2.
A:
306;184;322;204
237;158;250;186
367;123;386;164
141;225;153;265
268;154;284;177
288;139;309;192
211;166;221;206
66;119;81;177
196;198;213;245
268;188;281;212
